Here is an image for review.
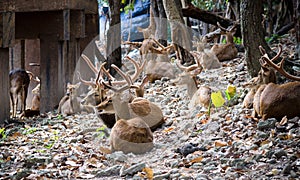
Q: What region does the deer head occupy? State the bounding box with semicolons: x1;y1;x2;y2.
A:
101;57;164;131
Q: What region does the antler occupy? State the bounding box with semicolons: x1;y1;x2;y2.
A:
176;56;203;75
259;44;300;81
81;54;99;76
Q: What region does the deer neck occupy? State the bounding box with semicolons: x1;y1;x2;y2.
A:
226;34;234;44
187;77;198;99
111;92;131;120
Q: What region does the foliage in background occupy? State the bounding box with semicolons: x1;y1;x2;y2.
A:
192;0;226;11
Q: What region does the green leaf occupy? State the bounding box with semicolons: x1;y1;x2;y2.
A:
211;91;225;108
225;85;236;100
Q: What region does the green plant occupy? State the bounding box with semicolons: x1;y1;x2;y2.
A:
22;127;37;135
96;125;108;138
0;128;7;139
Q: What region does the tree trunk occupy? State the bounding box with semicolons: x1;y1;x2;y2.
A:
151;0;168;46
106;0;121;75
294;0;300;59
162;0;194;65
241;0;270;77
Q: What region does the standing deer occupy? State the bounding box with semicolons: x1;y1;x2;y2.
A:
250;44;300;119
9;69;30;118
211;22;238;61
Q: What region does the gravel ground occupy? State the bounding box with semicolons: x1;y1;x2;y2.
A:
1;52;300;180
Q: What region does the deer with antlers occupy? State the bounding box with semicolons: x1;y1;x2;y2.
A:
172;59;212;110
211;22;238;62
101;56;165;131
247;44;300;120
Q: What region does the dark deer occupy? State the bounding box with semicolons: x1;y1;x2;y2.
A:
9;69;30;118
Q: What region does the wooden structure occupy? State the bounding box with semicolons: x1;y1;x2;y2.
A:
0;0;99;124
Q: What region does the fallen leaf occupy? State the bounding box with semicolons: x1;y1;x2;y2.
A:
214;140;228;147
99;146;111;154
190;156;203;164
211;91;225;108
163;127;175;133
142;167;153;180
279;116;288;126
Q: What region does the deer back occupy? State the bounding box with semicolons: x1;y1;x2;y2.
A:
110;117;153;154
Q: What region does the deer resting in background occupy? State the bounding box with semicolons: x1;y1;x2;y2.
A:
250;44;300;120
9;69;30;118
211;22;238;61
173;59;212;110
192;37;221;70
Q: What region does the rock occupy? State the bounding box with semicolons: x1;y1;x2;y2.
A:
106;151;128;162
274;149;287;159
96;165;122;177
257;118;277;130
120;162;146;177
282;164;292;175
153;173;170;180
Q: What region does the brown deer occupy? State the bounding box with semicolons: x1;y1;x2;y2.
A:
31;77;40;111
211;22;238;61
9;69;30;118
242;46;277;108
173;59;212;110
192;37;221;70
57;82;93;116
101;58;165;131
110;117;154;154
250;44;300;119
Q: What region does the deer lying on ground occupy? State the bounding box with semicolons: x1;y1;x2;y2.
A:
211;22;238;61
192;36;221;70
173;59;212;110
101;57;165;131
9;69;30;118
242;46;277;108
247;44;300;120
110;117;154;154
124;38;176;83
57;82;93;116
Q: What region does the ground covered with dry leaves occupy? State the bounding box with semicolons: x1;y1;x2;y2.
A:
1;40;300;180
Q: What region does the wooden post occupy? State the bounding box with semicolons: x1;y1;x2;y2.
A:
0;11;15;124
39;34;61;113
0;48;10;124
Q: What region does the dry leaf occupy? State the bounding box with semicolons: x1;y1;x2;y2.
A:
163;127;175;133
279;116;288;126
214;140;228;147
190;156;203;164
142;167;153;180
99;146;111;154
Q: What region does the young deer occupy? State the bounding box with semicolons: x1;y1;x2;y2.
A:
173;60;212;110
251;44;300;119
211;22;238;61
192;37;221;70
101;58;165;131
57;82;93;116
9;69;30;118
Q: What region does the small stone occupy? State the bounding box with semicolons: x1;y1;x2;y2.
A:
96;165;122;177
274;149;287;159
106;151;127;162
153;173;170;180
169;173;180;179
257;118;276;130
120;162;146;177
282;164;292;175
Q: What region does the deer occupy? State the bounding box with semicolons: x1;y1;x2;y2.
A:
57;82;93;116
249;44;300;120
211;22;238;62
101;57;165;131
192;36;221;70
110;116;154;154
9;69;31;118
30;77;40;111
242;46;277;108
172;59;212;110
